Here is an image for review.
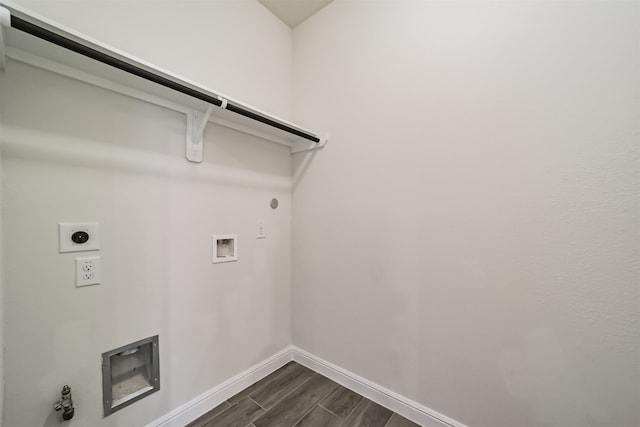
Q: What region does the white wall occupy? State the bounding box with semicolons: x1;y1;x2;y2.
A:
9;0;292;118
292;2;640;427
0;65;4;427
1;1;293;426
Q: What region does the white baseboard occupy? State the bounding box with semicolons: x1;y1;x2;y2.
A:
147;346;294;427
291;347;467;427
148;345;466;427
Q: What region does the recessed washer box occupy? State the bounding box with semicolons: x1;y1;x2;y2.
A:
213;234;238;263
101;335;159;417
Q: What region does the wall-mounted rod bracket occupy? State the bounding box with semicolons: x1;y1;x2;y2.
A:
290;135;329;154
186;104;215;163
0;7;10;71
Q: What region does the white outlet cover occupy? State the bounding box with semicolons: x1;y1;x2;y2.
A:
59;222;100;253
76;256;101;287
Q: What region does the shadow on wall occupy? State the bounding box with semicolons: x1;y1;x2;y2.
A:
293;147;320;191
43;411;59;427
0;125;291;192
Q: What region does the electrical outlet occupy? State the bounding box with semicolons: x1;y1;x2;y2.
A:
59;222;100;253
76;256;100;287
256;220;266;239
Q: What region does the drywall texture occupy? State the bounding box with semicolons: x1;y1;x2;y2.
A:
292;2;640;427
1;1;293;426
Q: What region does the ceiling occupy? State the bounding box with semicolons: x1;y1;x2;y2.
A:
258;0;334;28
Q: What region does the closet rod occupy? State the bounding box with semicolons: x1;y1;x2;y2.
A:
8;14;321;144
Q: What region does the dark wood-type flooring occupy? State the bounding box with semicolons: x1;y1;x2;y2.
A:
186;361;421;427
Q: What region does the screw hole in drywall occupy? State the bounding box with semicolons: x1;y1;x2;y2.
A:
270;198;278;209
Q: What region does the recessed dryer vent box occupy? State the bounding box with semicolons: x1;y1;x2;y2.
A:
213;234;238;263
102;335;159;416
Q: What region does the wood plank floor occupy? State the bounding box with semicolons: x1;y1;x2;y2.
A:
186;362;422;427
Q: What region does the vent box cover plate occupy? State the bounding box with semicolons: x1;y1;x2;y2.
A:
101;335;159;416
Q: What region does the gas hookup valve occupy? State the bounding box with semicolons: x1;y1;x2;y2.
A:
53;385;75;421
